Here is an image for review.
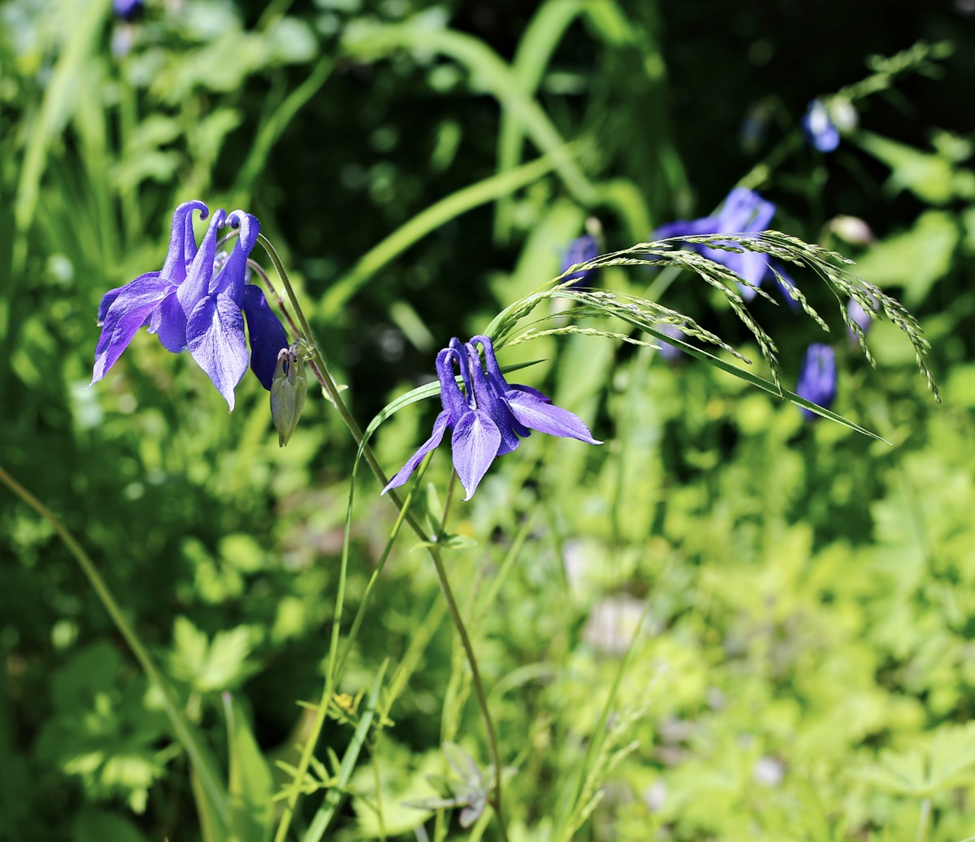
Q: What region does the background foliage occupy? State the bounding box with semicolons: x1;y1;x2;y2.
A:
2;0;975;839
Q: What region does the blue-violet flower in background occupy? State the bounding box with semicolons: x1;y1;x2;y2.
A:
653;187;777;300
113;0;143;21
91;201;288;410
802;99;840;153
656;323;686;362
796;343;837;420
383;335;600;500
560;234;599;288
846;295;877;344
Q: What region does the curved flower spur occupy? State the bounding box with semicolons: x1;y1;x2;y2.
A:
90;201;288;410
383;335;601;500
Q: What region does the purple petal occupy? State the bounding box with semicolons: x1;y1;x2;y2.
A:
90;273;171;384
436;347;471;423
97;284;130;326
177;209;226;316
796;343;837;421
211;210;260;303
451;410;502;501
653;214;722;240
465;340;520;455
160;201;209;285
186;292;249;410
241;284;288;390
560;234;599;286
469;335;530;439
382;411;451;495
148;287;188;352
505;385;602;444
719;188;775;232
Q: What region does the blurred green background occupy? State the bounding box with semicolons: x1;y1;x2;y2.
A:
2;0;975;839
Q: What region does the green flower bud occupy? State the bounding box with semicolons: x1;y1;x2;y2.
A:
270;345;307;447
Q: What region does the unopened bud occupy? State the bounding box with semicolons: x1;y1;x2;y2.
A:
829;98;858;132
829;215;875;246
270;345;307;447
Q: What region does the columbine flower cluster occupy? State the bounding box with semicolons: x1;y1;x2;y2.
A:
91;200;288;410
383;335;600;500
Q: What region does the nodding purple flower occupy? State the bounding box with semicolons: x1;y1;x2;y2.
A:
560;234;599;288
383;335;601;500
802;100;840;153
653;187;777;300
796;343;837;420
91;201;288;410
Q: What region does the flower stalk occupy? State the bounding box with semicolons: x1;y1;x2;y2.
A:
257;235;510;842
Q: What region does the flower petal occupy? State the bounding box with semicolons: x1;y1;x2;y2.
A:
90;273;171;384
435;347;470;423
720;188;775;232
653;215;722;240
148;287;188;352
560;234;599;287
160;201;209;285
505;385;602;444
796;343;837;420
451;409;502;501
465;340;520;455
177;209;227;317
468;335;527;441
97;284;129;326
382;411;451;495
241;284;288;390
186;292;249;410
211;210;260;302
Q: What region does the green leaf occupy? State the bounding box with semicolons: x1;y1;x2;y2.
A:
853;210;959;306
224;695;273;842
73;809;150;842
855;130;964;205
169;617;256;694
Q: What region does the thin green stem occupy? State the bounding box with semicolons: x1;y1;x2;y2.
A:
436;470;458;540
428;543;508;841
914;797;931;842
258;236;508;842
0;465;229;828
433;469;508;837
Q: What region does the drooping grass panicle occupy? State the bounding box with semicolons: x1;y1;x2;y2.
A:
487;229;939;406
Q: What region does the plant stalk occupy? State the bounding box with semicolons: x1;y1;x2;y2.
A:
258;235;509;841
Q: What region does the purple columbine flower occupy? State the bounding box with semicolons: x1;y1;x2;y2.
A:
796;343;837;421
91;201;288;410
653;187;777;301
560;234;599;288
383;335;601;500
802;100;840;153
